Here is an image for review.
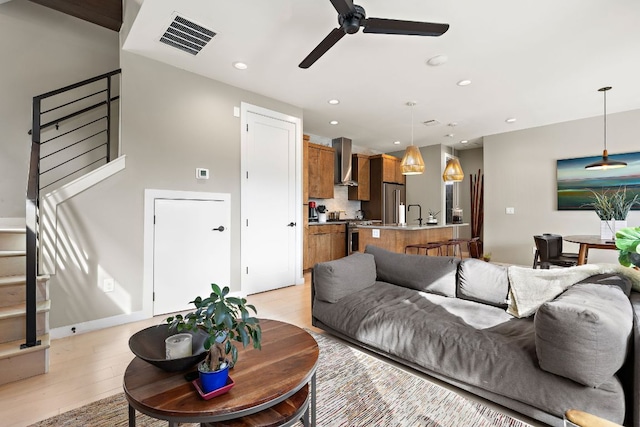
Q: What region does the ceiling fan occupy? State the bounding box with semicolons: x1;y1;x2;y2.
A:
299;0;449;69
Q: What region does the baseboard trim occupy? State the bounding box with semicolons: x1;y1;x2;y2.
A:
50;309;147;339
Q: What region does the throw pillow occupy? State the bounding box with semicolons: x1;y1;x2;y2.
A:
457;259;509;308
365;245;459;297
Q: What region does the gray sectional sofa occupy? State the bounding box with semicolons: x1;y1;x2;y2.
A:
311;245;640;427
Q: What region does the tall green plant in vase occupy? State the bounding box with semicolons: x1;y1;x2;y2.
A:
166;284;261;393
585;187;639;240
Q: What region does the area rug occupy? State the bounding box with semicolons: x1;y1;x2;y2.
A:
29;332;531;427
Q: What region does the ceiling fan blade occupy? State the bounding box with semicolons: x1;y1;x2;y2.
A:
363;18;449;36
299;28;346;69
329;0;355;16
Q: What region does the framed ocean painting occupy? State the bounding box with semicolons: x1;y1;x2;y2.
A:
557;151;640;210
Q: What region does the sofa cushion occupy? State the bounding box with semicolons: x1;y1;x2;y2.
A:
457;259;509;308
365;245;459;297
535;283;633;387
313;252;377;303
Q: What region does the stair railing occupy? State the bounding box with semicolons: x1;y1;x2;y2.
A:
23;69;121;349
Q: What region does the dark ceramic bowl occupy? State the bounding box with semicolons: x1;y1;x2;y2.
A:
128;324;208;372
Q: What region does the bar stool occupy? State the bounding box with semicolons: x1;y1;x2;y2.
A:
446;238;473;258
441;240;463;259
405;242;445;256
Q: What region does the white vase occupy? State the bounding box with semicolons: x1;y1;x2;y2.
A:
614;220;627;238
600;220;615;240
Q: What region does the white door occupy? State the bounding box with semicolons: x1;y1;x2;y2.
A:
241;106;300;294
153;198;230;315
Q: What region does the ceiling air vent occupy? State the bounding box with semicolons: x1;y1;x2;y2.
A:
422;119;440;127
159;15;216;55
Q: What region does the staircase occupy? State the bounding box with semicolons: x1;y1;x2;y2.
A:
0;222;50;385
0;69;121;386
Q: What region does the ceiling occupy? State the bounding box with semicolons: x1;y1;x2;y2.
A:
122;0;640;153
29;0;122;32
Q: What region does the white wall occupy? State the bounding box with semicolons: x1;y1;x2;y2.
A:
484;109;640;266
46;18;303;330
0;0;119;217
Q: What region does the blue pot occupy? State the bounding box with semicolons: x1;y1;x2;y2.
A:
199;363;229;393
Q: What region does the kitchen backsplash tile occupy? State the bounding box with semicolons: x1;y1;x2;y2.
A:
310;185;361;219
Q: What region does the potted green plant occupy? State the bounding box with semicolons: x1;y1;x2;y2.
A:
616;226;640;269
585;187;639;240
166;283;261;393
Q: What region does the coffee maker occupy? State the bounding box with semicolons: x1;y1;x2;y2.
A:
309;201;319;222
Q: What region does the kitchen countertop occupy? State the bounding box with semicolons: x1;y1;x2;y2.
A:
357;223;469;230
308;219;382;226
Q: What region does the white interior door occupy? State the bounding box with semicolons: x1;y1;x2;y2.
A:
241;105;300;294
153;198;230;315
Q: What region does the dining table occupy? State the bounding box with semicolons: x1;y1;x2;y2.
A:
563;235;618;265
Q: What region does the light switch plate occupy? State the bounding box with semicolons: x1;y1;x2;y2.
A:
372;229;380;238
505;207;515;214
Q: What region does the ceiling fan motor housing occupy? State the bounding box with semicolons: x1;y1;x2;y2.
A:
339;4;366;34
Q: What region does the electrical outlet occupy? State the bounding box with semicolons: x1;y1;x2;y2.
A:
103;278;115;293
372;229;380;238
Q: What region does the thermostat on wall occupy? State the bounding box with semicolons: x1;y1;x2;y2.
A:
196;168;209;179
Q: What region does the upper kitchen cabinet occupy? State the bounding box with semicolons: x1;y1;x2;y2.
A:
371;154;405;184
348;153;370;201
307;142;334;199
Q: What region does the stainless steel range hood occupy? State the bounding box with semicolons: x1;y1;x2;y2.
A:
332;137;358;186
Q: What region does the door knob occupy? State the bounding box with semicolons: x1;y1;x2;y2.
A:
287;222;296;227
212;226;225;232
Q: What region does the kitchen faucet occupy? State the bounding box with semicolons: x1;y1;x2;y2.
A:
407;204;423;226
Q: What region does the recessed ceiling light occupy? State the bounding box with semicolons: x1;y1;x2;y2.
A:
330;120;339;125
460;140;469;144
393;141;401;145
426;55;448;66
505;117;517;123
457;79;472;86
233;62;248;70
445;133;454;138
328;99;340;105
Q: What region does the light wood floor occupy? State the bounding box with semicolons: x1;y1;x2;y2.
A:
0;273;316;427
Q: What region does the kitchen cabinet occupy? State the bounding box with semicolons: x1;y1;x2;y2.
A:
376;154;405;184
304;224;346;269
348;153;370;201
307;142;334;199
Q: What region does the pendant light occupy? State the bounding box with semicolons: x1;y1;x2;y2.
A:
443;143;464;182
584;86;626;170
400;102;425;175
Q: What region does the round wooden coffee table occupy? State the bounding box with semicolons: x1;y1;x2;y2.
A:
123;319;319;427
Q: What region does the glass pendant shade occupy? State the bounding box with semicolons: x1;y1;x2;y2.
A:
585;86;627;170
401;145;425;175
443;157;464;182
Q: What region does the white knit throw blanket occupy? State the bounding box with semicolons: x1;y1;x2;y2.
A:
507;264;640;318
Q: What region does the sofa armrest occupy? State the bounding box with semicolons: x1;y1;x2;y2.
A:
631;292;640;427
313;252;377;303
564;409;622;427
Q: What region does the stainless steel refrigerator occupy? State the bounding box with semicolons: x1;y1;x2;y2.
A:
382;183;405;225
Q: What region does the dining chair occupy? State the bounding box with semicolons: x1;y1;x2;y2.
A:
533;234;579;269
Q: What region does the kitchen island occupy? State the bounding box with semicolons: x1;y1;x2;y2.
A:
358;223;469;254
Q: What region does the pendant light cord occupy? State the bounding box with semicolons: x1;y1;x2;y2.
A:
411;103;414;145
603;88;607;151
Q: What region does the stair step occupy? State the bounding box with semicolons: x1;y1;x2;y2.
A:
0;254;25;277
0;227;25;234
0;276;49;308
0;251;26;258
0;300;50;320
0;300;50;343
0;334;50;386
